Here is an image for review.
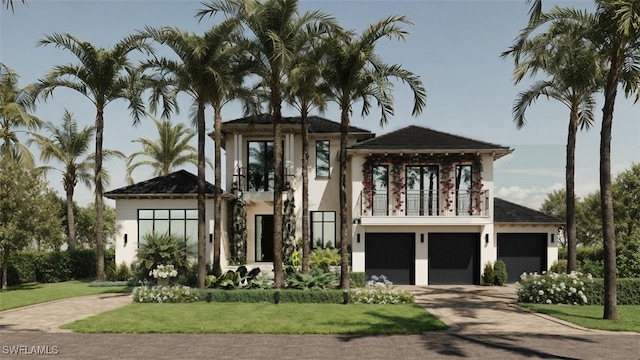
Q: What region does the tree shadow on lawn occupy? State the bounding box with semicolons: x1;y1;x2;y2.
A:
330;308;448;337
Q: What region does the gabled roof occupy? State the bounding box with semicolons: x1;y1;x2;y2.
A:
105;170;218;199
222;114;372;134
494;198;564;224
349;125;511;154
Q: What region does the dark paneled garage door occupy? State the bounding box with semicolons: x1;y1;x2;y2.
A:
365;233;415;285
428;233;480;285
498;233;547;283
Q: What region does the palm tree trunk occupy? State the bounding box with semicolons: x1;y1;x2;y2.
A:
272;88;285;289
197;103;207;289
2;244;9;290
95;110;105;281
64;176;77;251
301;107;310;274
601;54;619;320
339;104;350;290
213;106;223;277
566;107;578;273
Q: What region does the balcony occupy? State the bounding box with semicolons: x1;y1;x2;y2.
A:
358;189;490;224
232;167;295;201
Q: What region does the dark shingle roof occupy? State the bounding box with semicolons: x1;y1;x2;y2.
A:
494;198;564;224
222;114;372;134
105;170;216;198
349;125;510;151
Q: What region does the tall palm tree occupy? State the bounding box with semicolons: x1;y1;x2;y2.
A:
140;19;247;285
29;109;124;250
0;63;41;167
323;17;426;289
502;13;602;273
35;33;157;280
198;0;334;288
126;117;207;184
285;31;330;273
515;0;640;320
2;0;26;12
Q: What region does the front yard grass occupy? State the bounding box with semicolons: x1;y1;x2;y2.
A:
0;279;132;311
62;302;448;334
520;304;640;332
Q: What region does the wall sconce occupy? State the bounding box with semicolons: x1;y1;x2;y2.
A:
551;234;555;243
124;234;128;246
420;234;424;243
209;234;213;243
352;218;361;224
357;234;361;243
485;234;489;244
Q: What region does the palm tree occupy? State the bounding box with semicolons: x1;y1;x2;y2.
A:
29;109;124;250
0;63;41;167
35;33;157;280
322;17;426;289
126;117;208;184
2;0;26;12
140;20;247;285
515;0;640;320
198;0;334;288
502;14;602;274
285;31;330;273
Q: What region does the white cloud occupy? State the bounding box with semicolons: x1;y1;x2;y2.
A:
495;183;564;210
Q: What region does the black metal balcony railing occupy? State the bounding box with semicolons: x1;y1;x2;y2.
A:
232;167;295;192
360;189;488;217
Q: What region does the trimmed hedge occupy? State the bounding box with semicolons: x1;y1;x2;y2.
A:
1;249;103;285
584;278;640;305
199;289;346;303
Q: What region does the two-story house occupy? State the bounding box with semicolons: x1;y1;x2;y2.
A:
107;115;562;285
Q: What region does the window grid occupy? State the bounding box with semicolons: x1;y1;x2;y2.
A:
310;211;336;249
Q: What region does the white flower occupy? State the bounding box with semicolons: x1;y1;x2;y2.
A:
546;299;552;304
538;290;544;295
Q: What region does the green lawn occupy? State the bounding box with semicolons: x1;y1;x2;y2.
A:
62;302;448;334
0;279;132;311
520;304;640;332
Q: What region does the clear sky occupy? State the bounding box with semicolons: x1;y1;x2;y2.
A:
1;0;638;210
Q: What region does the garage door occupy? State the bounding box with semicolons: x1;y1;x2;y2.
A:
498;233;547;283
429;233;480;285
365;233;415;285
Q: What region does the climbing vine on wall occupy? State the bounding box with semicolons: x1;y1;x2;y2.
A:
229;196;247;265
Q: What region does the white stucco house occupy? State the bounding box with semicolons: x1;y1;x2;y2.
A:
106;115;563;285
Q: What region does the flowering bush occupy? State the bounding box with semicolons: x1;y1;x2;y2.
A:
517;271;593;305
350;287;415;304
366;274;393;287
149;264;178;286
132;284;200;303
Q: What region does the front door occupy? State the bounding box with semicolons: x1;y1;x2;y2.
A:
255;215;274;262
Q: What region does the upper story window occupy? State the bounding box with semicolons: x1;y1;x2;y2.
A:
371;165;388;216
405;165;439;216
247;141;274;191
315;140;330;178
455;164;473;215
138;209;197;251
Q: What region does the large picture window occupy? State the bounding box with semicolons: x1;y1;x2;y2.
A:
372;165;388;216
138;209;197;250
311;211;336;248
315;140;330;178
247;140;274;191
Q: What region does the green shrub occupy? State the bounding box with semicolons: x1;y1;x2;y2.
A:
199;289;345;303
350;272;365;288
616;236;640;278
106;262;133;281
69;249;96;279
583;278;640;305
134;232;196;281
493;260;507;286
206;266;262;289
517;271;592;304
482;262;494;286
89;280;135;287
286;268;339;290
549;259;568;274
309;247;340;272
